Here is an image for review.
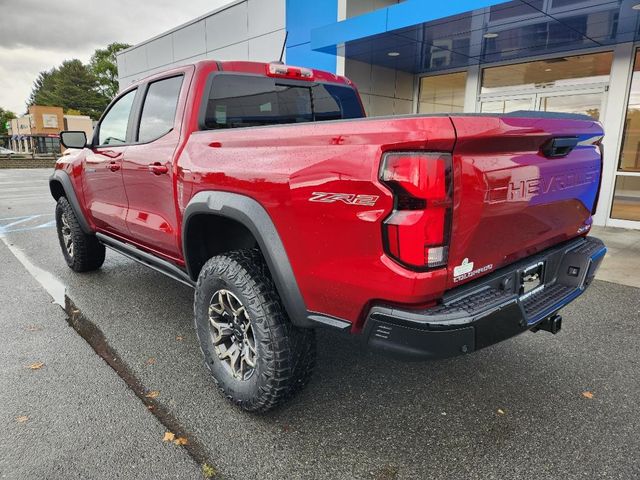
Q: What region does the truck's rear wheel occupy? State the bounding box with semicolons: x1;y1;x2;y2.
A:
55;197;105;272
193;249;315;412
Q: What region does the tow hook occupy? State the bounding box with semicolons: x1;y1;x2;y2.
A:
531;314;562;334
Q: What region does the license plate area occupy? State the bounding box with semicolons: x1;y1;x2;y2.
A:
519;261;545;299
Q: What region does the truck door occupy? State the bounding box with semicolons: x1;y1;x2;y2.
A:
83;88;137;236
121;75;185;259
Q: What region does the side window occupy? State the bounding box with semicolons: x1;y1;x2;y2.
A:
98;89;136;146
138;76;183;143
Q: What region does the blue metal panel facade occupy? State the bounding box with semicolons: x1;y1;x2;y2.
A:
285;0;339;72
311;0;501;52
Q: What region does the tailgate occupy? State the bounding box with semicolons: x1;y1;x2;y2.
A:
446;113;603;289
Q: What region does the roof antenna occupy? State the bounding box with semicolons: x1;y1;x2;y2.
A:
275;31;288;64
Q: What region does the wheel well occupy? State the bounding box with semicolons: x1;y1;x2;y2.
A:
184;214;258;279
50;180;65;200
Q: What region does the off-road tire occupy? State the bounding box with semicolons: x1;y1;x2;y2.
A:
55;197;105;272
194;249;316;412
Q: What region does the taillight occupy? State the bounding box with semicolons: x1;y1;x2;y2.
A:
592;142;604;215
380;152;453;270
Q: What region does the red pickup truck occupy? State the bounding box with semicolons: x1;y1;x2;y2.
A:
51;60;606;412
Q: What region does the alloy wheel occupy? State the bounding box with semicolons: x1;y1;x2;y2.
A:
60;213;74;258
208;289;257;380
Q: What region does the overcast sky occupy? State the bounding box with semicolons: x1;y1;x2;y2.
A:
0;0;233;115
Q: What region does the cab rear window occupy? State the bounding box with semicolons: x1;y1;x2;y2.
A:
201;74;364;129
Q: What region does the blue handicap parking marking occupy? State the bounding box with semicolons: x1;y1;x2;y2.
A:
0;214;55;236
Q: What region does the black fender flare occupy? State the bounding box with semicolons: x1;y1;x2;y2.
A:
49;170;92;234
182;191;351;331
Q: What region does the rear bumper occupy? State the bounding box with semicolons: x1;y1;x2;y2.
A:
364;236;606;360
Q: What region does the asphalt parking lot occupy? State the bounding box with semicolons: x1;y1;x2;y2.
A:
1;168;639;480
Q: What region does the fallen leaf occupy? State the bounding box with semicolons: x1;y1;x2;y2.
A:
497;409;505;415
582;391;594;399
145;357;157;366
174;437;189;446
163;431;175;442
145;390;160;399
16;416;29;423
202;464;216;478
175;335;183;342
29;362;45;370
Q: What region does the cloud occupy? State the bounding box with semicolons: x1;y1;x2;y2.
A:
0;0;233;114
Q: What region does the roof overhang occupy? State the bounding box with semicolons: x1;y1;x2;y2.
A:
310;0;640;74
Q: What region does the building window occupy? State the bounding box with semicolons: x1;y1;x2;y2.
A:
418;72;467;114
34;136;61;154
611;177;640;222
481;52;613;95
488;0;543;22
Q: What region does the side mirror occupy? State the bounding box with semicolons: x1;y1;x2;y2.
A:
60;131;88;149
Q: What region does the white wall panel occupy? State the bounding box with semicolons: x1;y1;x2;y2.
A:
116;55;128;78
394;98;412;114
248;30;286;63
371;65;396;97
146;35;173;69
173;20;207;61
207;42;250;61
248;0;285;37
205;3;249;51
124;47;148;75
395;71;413;100
345;59;372;93
368;95;394;116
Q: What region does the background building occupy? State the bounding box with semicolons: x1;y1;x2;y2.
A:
7;106;93;154
117;0;640;229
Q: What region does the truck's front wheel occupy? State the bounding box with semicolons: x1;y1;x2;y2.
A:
55;197;105;272
193;249;315;413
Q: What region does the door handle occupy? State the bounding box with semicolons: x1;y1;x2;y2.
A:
148;162;169;175
107;161;120;172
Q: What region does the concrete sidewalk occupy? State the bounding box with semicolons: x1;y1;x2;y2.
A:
0;241;202;480
591;226;640;288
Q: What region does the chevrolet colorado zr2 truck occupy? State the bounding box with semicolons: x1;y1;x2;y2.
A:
50;60;607;412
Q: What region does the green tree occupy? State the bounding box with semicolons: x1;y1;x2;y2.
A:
89;42;131;98
0;107;17;135
28;60;110;120
28;70;58;107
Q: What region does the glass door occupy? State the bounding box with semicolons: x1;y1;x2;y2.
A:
610;50;640;226
536;88;607;120
480;95;535;114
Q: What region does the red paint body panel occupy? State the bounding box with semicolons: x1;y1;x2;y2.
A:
55;60;604;331
82;146;129;236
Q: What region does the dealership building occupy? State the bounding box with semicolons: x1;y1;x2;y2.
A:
117;0;640;229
